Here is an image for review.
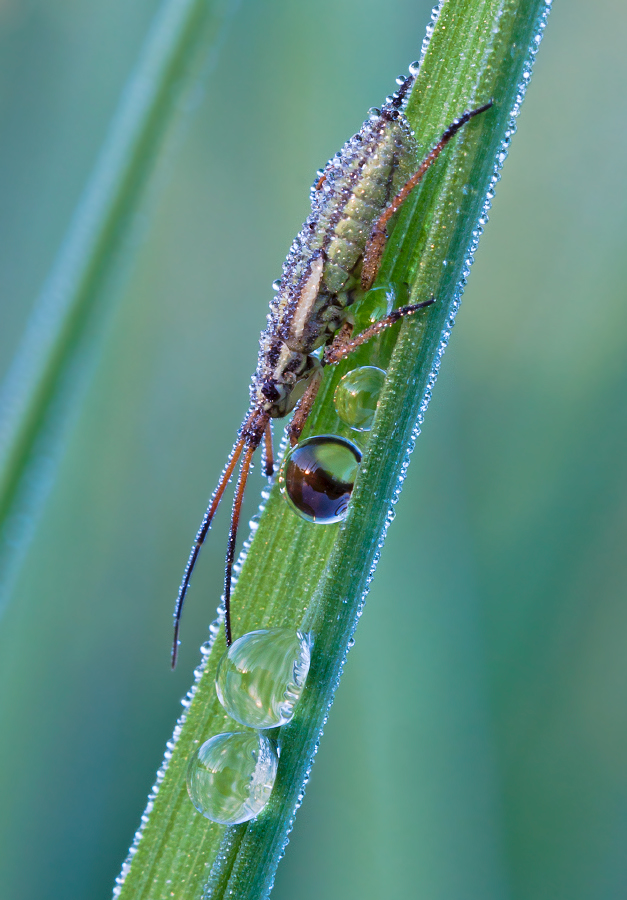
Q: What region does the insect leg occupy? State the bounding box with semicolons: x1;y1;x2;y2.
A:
224;441;256;646
361;101;493;290
323;298;435;365
287;366;324;446
171;433;246;668
263;419;274;477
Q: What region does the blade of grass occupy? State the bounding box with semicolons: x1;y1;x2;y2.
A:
0;0;240;610
114;0;552;898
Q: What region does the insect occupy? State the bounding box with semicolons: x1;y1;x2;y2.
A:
171;69;492;666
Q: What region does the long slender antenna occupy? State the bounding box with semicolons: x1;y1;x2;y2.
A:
224;441;256;647
263;419;274;477
171;432;246;668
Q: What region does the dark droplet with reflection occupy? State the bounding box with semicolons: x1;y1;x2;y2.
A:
279;435;362;524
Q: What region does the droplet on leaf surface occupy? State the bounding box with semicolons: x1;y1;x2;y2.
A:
187;731;278;824
334;366;386;432
216;628;311;729
279;435;361;523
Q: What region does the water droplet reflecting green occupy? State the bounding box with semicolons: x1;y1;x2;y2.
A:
356;282;408;327
216;629;311;729
360;284;394;324
334;366;386;431
187;731;278;824
279;435;361;524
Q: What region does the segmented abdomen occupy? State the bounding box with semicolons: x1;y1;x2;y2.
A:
255;104;415;383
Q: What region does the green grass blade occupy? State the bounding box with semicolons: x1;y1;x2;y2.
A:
0;0;239;604
114;1;552;898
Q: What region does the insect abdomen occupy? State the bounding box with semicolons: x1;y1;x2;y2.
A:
255;107;415;387
317;117;414;294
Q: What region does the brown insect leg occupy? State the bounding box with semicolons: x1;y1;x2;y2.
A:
324;298;435;366
361;101;493;290
287;366;324;446
224;441;256;646
172;432;247;668
263;419;274;477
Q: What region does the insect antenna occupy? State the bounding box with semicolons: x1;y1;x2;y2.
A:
223;440;257;647
171;432;246;668
263;419;274;477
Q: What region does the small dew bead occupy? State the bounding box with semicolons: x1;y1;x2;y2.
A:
187;731;278;824
334;366;386;432
216;628;311;729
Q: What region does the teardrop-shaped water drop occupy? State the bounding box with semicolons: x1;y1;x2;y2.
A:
187;732;278;824
216;628;311;729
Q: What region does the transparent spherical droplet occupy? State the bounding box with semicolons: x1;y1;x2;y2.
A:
279;435;361;524
334;366;386;432
187;731;278;825
357;283;407;327
216;628;311;729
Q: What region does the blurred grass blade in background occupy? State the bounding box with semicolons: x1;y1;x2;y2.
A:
113;2;553;899
0;0;239;611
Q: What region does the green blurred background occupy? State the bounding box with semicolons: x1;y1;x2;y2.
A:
1;1;626;898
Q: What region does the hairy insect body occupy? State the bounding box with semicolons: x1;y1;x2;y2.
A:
172;71;492;662
254;105;415;419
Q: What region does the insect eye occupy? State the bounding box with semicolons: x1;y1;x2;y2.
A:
260;381;280;401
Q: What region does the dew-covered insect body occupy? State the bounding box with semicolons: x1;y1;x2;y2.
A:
171;68;492;663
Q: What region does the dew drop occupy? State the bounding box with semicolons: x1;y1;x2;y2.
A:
216;629;311;729
272;279;281;291
358;283;401;325
334;366;386;432
408;60;420;76
278;435;362;524
187;731;278;824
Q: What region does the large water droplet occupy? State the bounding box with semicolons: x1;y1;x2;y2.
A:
187;732;278;824
279;435;361;524
216;629;311;729
334;366;386;432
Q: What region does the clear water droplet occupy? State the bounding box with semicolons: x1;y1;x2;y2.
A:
358;283;401;325
408;60;420;76
187;732;278;824
278;435;361;524
334;366;386;432
216;629;311;729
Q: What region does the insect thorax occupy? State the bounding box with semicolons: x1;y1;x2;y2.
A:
252;103;416;416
